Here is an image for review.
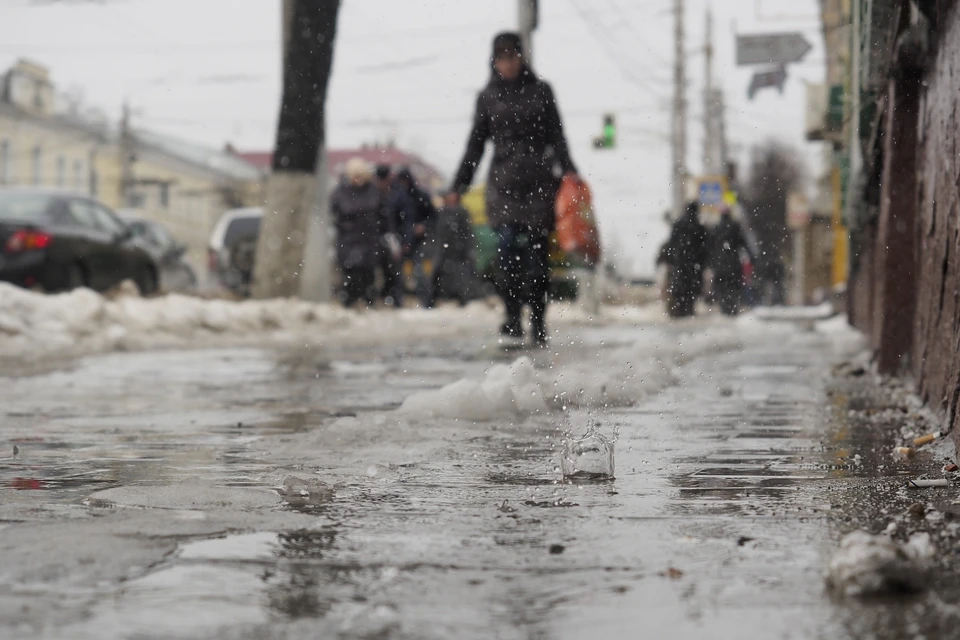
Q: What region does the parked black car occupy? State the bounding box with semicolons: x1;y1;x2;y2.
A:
122;216;197;292
0;188;159;295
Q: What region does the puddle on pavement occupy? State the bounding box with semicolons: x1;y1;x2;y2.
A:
68;526;403;636
485;474;559;486
12;326;959;639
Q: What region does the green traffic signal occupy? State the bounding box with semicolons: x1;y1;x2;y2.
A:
594;113;616;149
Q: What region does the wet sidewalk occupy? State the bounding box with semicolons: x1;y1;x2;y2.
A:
2;313;960;639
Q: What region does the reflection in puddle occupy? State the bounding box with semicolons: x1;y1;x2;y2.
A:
79;527;349;635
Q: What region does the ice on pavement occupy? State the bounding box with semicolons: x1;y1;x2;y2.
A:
87;481;282;511
827;530;935;597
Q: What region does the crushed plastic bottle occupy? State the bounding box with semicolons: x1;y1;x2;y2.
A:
561;433;615;480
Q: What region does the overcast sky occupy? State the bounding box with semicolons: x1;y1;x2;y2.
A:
1;0;825;277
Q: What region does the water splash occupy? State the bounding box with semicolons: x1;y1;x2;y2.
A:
560;431;615;480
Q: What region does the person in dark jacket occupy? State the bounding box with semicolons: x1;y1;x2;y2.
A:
374;164;404;307
390;167;436;307
331;158;386;307
659;202;708;318
426;198;480;307
448;32;579;345
709;208;753;316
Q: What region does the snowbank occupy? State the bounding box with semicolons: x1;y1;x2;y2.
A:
0;283;498;361
0;283;664;362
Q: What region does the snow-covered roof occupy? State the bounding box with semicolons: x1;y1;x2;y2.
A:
234;146;445;186
135;129;262;182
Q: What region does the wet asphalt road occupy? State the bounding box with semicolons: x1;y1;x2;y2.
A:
2;315;960;639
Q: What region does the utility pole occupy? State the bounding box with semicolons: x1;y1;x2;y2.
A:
703;8;716;175
702;9;727;179
518;0;537;65
845;0;861;232
252;0;341;301
119;101;135;207
671;0;687;218
717;91;728;176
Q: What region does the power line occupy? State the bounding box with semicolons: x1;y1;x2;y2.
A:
0;15;517;56
135;102;668;131
566;0;672;99
605;0;672;68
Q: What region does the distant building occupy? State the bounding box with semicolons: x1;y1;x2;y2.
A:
116;129;263;276
232;144;446;193
0;59;107;197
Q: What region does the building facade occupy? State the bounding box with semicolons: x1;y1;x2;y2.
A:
115;130;263;276
0;60;107;198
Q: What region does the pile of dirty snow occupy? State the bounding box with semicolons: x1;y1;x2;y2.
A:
399;327;740;420
827;530;935;597
399;356;551;420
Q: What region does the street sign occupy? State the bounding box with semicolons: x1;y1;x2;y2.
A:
736;33;812;66
699;180;724;208
748;65;787;100
697;176;728;222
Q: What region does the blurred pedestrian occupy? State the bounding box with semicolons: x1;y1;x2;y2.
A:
390;167;436;307
374;163;404;307
659;201;708;318
331;158;386;307
449;31;579;345
756;256;787;306
709;207;753;316
427;195;480;307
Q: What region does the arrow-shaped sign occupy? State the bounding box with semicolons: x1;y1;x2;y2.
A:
748;65;788;100
736;33;812;66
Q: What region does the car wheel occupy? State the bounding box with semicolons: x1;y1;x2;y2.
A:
62;262;87;292
135;267;159;296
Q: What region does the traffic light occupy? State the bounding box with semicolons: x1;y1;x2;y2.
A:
593;113;616;149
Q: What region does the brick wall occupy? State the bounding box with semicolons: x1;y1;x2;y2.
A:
913;3;960;430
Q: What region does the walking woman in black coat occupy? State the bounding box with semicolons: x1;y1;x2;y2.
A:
331;158;387;307
659;202;709;318
709;208;753;315
449;32;579;345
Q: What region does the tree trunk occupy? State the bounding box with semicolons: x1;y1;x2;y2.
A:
252;0;341;300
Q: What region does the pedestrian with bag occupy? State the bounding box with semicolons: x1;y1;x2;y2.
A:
449;31;579;345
